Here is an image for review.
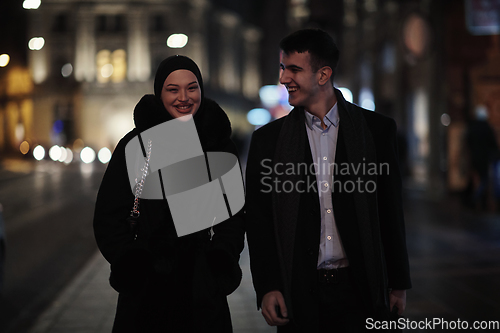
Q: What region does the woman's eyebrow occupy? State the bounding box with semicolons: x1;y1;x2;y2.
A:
166;81;198;87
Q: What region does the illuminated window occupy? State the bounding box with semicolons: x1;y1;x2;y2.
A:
96;49;127;83
111;49;126;83
97;50;112;83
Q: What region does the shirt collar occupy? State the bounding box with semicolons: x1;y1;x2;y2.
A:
304;102;339;130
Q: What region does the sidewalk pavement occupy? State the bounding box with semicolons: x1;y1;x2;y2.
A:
29;242;274;333
26;188;500;332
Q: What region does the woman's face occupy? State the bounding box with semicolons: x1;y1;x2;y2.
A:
160;69;201;118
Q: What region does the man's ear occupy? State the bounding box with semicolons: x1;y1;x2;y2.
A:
318;66;333;86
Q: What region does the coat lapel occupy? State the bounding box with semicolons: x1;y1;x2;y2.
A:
334;89;386;310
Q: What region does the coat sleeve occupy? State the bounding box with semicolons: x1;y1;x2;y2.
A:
93;134;137;264
375;118;412;290
93;133;155;293
245;129;283;309
205;138;246;296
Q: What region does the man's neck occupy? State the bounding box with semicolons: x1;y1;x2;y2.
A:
305;91;337;129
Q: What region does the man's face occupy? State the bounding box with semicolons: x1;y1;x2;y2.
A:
279;51;319;110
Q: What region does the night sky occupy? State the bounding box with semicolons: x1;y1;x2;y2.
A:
0;1;29;67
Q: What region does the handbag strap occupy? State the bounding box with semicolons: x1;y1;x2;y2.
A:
129;134;152;237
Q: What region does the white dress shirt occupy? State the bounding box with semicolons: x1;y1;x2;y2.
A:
304;104;349;269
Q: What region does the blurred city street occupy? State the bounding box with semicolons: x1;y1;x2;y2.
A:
1;0;500;332
0;158;498;332
0;159;104;333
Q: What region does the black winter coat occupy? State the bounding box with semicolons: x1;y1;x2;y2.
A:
93;95;245;332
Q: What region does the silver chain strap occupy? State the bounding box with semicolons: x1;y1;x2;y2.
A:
131;139;152;218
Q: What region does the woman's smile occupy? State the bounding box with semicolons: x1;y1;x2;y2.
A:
174;103;194;113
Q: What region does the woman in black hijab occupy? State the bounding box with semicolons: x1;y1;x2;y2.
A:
93;55;245;332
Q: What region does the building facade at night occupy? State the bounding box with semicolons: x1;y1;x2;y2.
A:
1;0;500;200
18;0;261;155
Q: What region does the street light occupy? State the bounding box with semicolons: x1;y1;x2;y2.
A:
28;37;45;50
0;54;10;67
167;34;188;48
23;0;41;10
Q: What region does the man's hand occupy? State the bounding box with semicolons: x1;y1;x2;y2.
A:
261;290;290;326
389;289;406;315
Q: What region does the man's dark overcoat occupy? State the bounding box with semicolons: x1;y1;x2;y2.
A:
245;89;411;332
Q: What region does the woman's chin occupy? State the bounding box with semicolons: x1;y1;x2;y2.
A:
176;114;194;122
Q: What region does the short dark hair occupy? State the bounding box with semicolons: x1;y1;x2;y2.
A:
279;29;339;82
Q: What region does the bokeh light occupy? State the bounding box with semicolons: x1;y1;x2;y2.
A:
101;64;114;78
58;147;68;162
167;34;188;48
0;54;10;67
73;138;84;151
53;120;64;134
61;63;73;77
64;148;73;164
20;141;30;155
247;108;271;126
23;0;41;9
49;145;62;161
338;87;353;103
361;99;376;111
259;85;281;108
441;113;451;127
28;37;45;50
360;87;376;111
80;147;96;164
98;147;112;164
33;145;45;160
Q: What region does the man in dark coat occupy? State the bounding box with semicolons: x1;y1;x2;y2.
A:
245;29;411;332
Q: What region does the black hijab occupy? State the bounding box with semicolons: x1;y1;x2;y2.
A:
133;55;231;151
154;55;204;100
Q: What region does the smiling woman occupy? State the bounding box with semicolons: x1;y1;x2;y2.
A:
93;55;245;332
160;70;201;118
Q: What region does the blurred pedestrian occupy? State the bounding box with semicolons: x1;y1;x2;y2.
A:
466;105;499;211
93;55;245;332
